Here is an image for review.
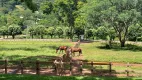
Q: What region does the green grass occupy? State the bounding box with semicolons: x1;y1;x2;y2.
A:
81;42;142;63
0;40;142;63
0;40;72;61
0;74;141;80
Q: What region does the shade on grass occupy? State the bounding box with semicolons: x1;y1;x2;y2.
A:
0;74;141;80
0;40;142;63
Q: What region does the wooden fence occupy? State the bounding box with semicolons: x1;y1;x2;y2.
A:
0;60;141;76
0;60;112;75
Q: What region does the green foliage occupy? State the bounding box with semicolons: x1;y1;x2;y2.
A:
28;26;35;39
74;26;84;39
128;24;142;41
64;27;71;39
96;26;108;40
24;0;38;12
46;27;55;38
0;14;7;26
85;29;93;39
0;26;8;38
55;27;63;38
23;20;35;27
35;25;46;39
85;0;142;47
8;24;22;39
0;0;142;42
40;1;53;14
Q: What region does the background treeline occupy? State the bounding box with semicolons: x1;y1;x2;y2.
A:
0;0;142;47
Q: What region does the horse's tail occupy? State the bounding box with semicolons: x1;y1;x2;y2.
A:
79;49;82;54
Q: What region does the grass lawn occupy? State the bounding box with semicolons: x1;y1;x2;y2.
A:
81;42;142;63
0;74;141;80
0;40;141;63
0;40;72;61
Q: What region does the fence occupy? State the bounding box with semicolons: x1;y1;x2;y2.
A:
0;60;141;76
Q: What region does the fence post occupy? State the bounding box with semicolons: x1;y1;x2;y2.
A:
91;61;94;74
109;62;112;75
126;62;130;77
5;60;7;74
70;62;72;75
80;61;83;75
20;60;23;74
36;60;40;75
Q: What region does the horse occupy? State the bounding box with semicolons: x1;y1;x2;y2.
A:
54;58;64;75
56;46;68;54
68;47;82;57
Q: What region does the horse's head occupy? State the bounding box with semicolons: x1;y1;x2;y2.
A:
56;47;59;53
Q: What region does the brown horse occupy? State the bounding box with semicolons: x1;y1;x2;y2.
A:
56;46;68;53
68;47;82;57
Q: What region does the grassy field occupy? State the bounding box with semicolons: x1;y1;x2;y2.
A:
0;74;141;80
0;40;72;61
0;40;142;63
81;41;142;63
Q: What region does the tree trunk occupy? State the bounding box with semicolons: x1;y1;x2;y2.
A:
12;35;15;39
3;35;5;39
78;35;80;40
32;35;33;39
51;35;53;39
41;35;43;39
109;40;112;48
7;35;8;38
120;40;125;47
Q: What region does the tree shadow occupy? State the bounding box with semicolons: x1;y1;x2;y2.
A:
81;76;135;80
0;74;140;80
97;43;142;52
0;47;38;52
80;40;94;43
0;55;60;62
0;55;61;68
40;45;58;50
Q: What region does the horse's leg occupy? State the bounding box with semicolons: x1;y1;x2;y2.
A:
72;52;75;57
59;50;60;54
79;50;82;56
78;52;80;56
61;50;63;54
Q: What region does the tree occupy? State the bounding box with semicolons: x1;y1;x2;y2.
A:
40;1;53;14
74;26;84;39
91;29;97;40
55;27;63;38
0;14;7;27
128;24;142;41
21;0;38;12
28;26;35;39
107;27;116;48
74;14;86;39
86;0;141;47
96;26;108;40
64;27;71;39
85;29;93;39
8;24;21;39
35;25;46;39
46;27;55;38
0;26;8;39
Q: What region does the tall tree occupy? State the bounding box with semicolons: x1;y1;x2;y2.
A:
86;0;141;47
8;24;21;39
